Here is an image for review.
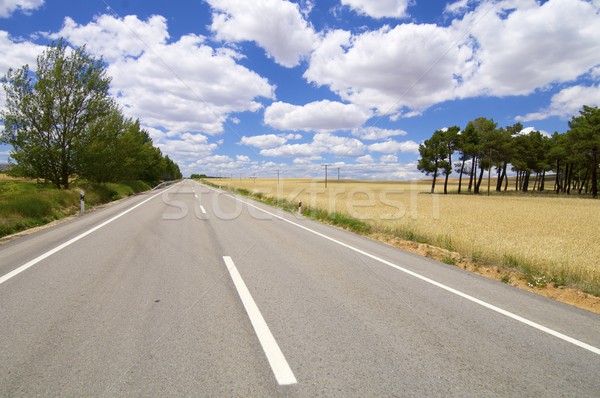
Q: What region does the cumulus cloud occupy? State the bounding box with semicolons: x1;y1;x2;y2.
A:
516;84;600;121
306;0;600;120
207;0;318;67
444;0;471;15
357;154;374;164
108;34;274;135
305;24;469;117
0;0;43;18
455;0;600;98
0;31;45;110
0;31;44;73
380;154;398;163
264;100;372;132
368;139;419;154
48;15;169;62
341;0;412;19
240;134;289;148
351;126;407;140
260;132;366;158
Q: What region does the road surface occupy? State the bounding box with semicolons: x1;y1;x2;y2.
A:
1;180;599;396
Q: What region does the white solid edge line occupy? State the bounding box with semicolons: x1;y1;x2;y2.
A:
209;186;600;357
199;205;206;214
223;256;297;386
0;184;179;286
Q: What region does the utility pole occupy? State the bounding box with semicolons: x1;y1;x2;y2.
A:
322;164;331;188
275;170;281;184
337;167;340;182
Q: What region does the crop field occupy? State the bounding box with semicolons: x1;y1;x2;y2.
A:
213;178;600;295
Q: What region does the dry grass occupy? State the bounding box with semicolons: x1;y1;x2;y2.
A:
215;178;600;295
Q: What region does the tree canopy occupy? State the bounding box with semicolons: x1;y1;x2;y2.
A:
1;39;181;188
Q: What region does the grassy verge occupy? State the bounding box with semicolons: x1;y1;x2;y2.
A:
0;178;151;238
209;181;372;235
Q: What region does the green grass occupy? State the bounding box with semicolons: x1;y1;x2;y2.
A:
0;178;152;238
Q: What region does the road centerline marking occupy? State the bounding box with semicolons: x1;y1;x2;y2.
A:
0;184;179;286
222;256;297;386
206;185;600;357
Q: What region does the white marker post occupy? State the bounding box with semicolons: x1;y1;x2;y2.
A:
80;190;85;215
298;201;302;215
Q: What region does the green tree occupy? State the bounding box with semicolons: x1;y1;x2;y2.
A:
568;105;600;198
1;39;114;188
418;130;448;194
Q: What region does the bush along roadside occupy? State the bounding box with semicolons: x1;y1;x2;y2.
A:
0;179;153;239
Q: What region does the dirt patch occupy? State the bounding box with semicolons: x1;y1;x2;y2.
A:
369;232;600;315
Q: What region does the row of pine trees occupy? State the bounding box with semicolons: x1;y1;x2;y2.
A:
417;105;600;198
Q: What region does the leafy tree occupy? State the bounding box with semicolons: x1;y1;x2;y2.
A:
418;130;448;193
568;105;600;198
467;117;497;194
1;39;114;188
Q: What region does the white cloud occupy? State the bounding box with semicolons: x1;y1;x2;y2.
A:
305;24;469;116
306;0;600;119
236;155;250;162
351;126;407;140
48;15;169;62
0;31;45;110
44;15;275;136
264;100;372;131
455;0;600;98
518;127;551;138
260;132;366;158
341;0;412;19
107;34;274;135
368;139;419;154
380;154;398;163
240;134;289;148
0;31;43;73
444;0;470;15
313;133;365;156
516;84;600;122
207;0;318;67
260;142;323;158
357;154;374;164
0;0;43;18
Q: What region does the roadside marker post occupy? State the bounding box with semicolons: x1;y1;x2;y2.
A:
80;190;85;215
298;201;302;215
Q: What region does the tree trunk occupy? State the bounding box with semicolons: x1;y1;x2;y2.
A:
515;171;520;191
578;168;589;194
457;159;465;194
475;162;485;194
532;173;539;191
443;152;452;194
431;160;438;194
566;163;573;194
592;148;598;198
540;170;546;191
496;162;506;191
522;171;530;192
468;157;476;192
555;160;561;194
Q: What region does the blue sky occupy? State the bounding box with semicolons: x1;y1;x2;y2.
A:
1;0;600;179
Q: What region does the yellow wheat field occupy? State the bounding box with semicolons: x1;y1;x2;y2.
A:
214;178;600;291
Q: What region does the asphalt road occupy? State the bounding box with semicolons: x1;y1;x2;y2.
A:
1;180;599;397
